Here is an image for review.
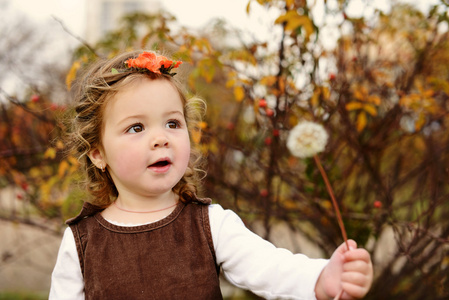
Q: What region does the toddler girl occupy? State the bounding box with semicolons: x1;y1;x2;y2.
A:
50;50;373;299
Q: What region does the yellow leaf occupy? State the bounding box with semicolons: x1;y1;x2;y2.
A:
369;95;381;105
345;102;363;111
275;11;314;37
399;95;410;107
68;155;80;167
362;104;377;116
415;114;426;131
58;160;69;178
414;136;426;151
275;10;296;25
56;140;65;150
29;167;41;178
354;89;365;101
198;59;216;83
260;75;277;87
66;60;81;91
285;0;295;8
226;78;236;89
198;122;208;130
278;77;285;93
322;87;330;100
234;86;245;102
311;89;321;107
246;0;251;14
356;112;367;132
44;147;57;159
191;129;202;144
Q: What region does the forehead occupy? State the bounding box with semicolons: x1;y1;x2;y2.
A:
103;77;184;118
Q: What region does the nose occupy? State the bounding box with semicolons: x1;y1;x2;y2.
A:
151;135;169;149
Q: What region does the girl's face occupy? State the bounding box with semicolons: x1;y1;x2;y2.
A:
91;78;191;201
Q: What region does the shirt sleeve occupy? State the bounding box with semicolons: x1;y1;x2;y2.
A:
208;204;329;300
49;227;85;300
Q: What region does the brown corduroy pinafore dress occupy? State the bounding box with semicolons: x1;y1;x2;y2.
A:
67;199;223;299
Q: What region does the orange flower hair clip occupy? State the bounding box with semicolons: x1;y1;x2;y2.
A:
124;52;182;77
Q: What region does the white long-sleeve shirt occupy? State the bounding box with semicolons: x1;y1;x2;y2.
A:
50;204;328;300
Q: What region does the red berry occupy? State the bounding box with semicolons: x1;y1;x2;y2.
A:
329;73;336;81
259;99;267;108
260;189;268;197
265;108;274;117
264;137;272;145
21;182;29;191
31;95;39;102
273;129;280;137
374;201;382;208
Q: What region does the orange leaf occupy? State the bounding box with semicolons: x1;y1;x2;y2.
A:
275;11;314;38
362;104;377;116
345;102;363;111
44;147;57;159
191;129;202;144
234;86;245;102
58;160;69;178
356;112;367;132
66;60;81;91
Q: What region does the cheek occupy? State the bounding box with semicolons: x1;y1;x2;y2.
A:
179;137;192;169
107;146;143;173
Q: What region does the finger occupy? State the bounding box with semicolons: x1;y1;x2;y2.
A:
343;260;371;274
341;281;371;299
336;239;357;255
341;271;370;286
344;248;371;263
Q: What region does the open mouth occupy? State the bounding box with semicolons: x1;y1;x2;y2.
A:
148;158;172;171
150;160;170;167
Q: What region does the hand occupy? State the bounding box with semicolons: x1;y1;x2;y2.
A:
315;240;373;300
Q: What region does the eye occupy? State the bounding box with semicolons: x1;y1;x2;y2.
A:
166;120;181;129
127;123;144;133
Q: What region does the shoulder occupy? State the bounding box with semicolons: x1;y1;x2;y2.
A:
208;204;245;227
66;202;105;225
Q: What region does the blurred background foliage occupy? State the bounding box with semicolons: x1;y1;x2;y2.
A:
1;0;449;299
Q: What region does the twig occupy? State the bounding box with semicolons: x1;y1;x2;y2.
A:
314;154;349;300
52;16;99;57
313;154;349;250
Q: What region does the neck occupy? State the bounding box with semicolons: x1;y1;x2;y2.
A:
113;191;178;213
113;201;178;213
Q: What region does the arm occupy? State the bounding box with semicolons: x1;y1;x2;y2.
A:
314;240;373;300
49;227;85;300
209;204;328;300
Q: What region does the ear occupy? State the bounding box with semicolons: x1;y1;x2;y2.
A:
88;148;106;170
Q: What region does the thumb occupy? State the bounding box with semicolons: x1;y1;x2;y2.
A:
336;239;357;254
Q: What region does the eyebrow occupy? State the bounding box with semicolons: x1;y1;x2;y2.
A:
165;110;185;118
116;110;185;126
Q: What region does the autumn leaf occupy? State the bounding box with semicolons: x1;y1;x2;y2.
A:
191;128;202;144
345;102;363;111
66;60;81;91
234;86;245;102
44;147;57;159
275;11;314;38
356;112;368;132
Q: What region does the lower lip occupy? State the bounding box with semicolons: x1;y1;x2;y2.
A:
148;164;171;173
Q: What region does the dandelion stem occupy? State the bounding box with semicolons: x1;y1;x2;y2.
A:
313;154;349;250
333;289;344;300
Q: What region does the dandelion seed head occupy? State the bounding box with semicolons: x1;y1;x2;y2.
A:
287;121;329;158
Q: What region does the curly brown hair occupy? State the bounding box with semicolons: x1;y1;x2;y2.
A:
68;50;206;208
